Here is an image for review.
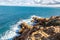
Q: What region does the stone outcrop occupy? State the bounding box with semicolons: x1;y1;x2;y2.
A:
13;16;60;40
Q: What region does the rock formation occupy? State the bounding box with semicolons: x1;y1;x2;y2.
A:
13;16;60;40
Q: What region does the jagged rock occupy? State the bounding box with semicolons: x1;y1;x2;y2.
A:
13;16;60;40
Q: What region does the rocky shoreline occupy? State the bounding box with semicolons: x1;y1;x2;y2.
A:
13;16;60;40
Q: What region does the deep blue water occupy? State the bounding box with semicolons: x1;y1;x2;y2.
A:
0;6;60;39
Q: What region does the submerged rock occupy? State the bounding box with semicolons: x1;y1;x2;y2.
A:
13;16;60;40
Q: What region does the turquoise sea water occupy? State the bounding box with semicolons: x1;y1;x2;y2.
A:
0;6;60;39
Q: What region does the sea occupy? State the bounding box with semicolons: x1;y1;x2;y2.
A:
0;6;60;40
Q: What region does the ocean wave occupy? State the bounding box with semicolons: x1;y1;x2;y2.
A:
0;15;42;40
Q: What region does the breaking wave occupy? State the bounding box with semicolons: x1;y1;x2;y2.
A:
0;15;42;40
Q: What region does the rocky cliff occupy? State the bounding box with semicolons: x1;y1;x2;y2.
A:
13;16;60;40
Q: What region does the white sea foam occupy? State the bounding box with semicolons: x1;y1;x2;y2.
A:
0;15;42;40
31;15;42;18
0;21;21;40
0;15;38;40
